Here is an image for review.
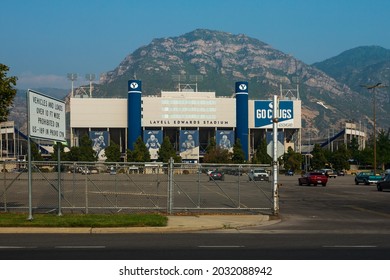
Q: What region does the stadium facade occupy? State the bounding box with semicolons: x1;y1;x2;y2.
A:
70;80;302;162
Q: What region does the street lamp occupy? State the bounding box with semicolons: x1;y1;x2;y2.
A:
360;83;388;173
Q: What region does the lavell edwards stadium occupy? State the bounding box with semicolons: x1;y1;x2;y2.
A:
69;80;302;163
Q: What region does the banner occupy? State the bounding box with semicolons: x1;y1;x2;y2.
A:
144;130;162;160
89;131;109;160
254;100;294;128
180;130;199;162
216;130;234;152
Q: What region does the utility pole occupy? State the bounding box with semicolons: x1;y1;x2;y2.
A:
360;83;388;173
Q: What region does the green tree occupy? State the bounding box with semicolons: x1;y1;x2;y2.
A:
348;136;360;163
203;137;232;163
157;136;181;163
0;64;17;122
252;138;271;164
232;138;245;164
359;146;374;167
127;136;150;162
66;146;81;161
104;140;121;162
330;143;350;171
29;143;43;161
51;142;66;161
311;144;327;170
283;147;302;171
376;129;390;170
78;134;97;161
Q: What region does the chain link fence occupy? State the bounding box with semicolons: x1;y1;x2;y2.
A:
1;160;274;215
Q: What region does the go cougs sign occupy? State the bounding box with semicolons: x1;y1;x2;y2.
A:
254;100;294;128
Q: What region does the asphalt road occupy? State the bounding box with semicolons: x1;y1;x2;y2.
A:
1;174;390;260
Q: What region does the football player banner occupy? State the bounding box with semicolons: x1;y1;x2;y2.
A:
144;130;162;160
216;130;234;152
179;130;199;161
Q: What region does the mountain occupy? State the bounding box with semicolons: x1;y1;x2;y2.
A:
93;29;364;138
313;46;390;131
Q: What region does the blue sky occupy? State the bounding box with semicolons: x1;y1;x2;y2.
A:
2;0;390;89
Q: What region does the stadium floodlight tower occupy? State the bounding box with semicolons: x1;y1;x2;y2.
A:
360;82;388;173
85;74;96;97
172;74;187;92
189;75;203;92
67;73;78;97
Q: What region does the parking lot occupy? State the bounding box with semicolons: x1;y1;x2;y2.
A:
0;163;274;214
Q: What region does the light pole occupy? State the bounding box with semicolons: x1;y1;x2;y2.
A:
360;83;388;173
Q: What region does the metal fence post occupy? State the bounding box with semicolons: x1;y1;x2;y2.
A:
57;142;62;216
85;164;89;214
167;157;174;214
197;164;201;208
238;164;242;209
115;163;118;209
3;161;7;212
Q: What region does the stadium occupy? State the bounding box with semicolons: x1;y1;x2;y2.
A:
69;80;302;163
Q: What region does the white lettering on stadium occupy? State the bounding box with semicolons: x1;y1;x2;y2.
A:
256;109;292;119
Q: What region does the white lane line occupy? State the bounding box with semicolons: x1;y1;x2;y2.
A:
322;245;377;248
55;246;106;249
198;245;245;248
0;246;37;249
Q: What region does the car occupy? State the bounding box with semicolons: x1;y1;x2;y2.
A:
336;170;345;176
109;165;117;175
325;170;337;178
81;167;91;175
354;172;382;185
206;169;214;176
209;170;224;181
285;169;294;176
248;168;269;181
377;174;390;191
298;172;328;186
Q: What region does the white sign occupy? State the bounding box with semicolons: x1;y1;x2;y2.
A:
28;90;66;141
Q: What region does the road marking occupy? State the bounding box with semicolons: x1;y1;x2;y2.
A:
55;246;106;249
322;245;377;248
0;246;37;249
198;245;245;248
345;205;390;218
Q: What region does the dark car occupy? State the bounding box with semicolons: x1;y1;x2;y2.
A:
377;174;390;191
337;170;345;176
285;169;294;176
209;170;224;181
298;172;328;186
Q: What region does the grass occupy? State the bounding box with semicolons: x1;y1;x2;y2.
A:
0;213;168;227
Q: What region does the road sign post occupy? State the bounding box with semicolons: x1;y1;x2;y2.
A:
27;90;66;219
272;95;280;216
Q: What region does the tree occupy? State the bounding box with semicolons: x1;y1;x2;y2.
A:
127;136;150;162
348;136;360;163
158;136;181;163
232;138;245;164
203;137;232;163
330;143;350;171
66;146;81;161
29;143;43;161
51;142;66;161
252;138;271;164
104;140;121;162
283;147;302;171
78;134;97;161
376;129;390;170
311;144;327;170
0;64;17;122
